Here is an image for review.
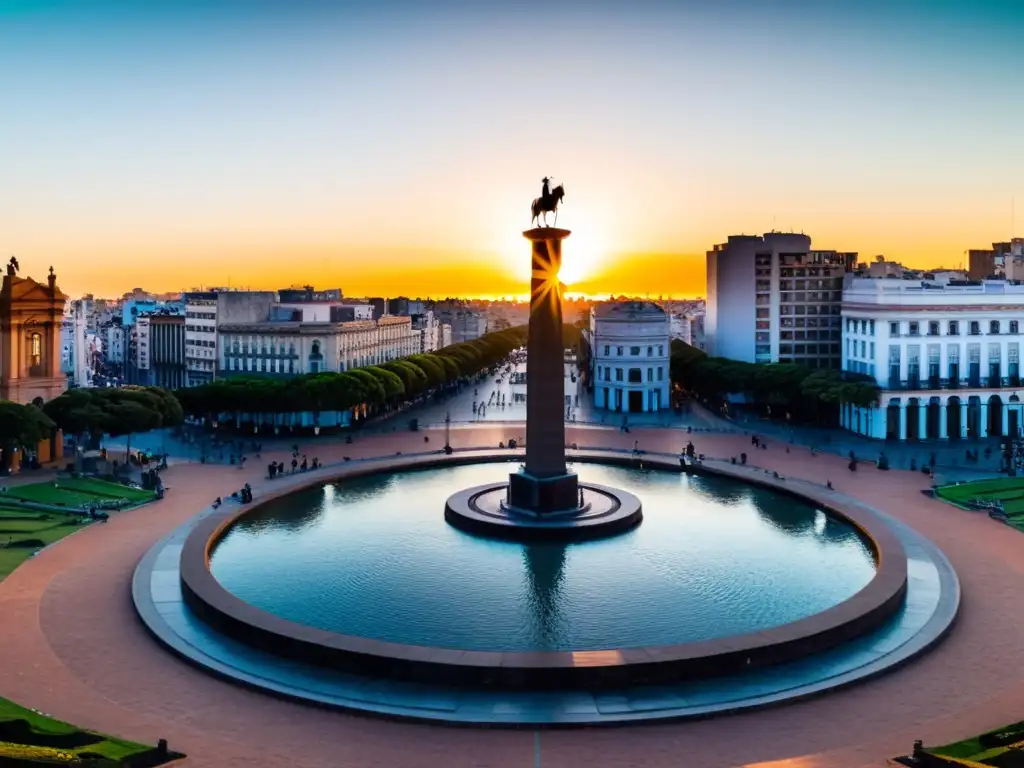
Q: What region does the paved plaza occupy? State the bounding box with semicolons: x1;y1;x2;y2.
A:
1;423;1023;767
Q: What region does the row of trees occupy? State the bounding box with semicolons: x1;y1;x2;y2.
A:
670;339;880;424
174;326;529;424
40;386;185;457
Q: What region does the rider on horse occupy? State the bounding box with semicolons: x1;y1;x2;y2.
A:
541;177;552;203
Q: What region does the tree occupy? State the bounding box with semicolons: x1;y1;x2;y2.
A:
0;401;55;469
406;355;446;388
364;366;406;402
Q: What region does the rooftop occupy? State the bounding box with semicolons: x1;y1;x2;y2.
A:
593;301;667;319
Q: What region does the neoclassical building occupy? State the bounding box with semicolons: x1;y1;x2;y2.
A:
588;301;671;413
218;315;421;378
841;277;1024;440
1;263;67;467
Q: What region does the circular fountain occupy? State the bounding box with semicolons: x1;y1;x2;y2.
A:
133;216;959;725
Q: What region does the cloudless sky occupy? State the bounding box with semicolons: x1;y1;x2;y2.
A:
2;0;1022;298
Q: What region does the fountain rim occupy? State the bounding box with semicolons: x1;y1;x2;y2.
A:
176;451;908;689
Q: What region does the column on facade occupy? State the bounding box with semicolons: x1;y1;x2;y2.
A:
939;402;948;439
1003;404;1010;437
960;400;969;438
642;390;649;412
980;402;989;438
918;402;927;440
898;402;907;441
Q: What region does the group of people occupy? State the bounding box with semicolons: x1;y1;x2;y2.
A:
267;446;321;478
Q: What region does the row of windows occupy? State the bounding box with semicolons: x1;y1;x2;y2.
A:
778;279;842;290
600;345;665;357
778;343;842;355
186;311;215;320
187;339;215;348
850;318;1024;338
893;319;1020;337
227;357;297;374
886;342;1021;365
186;324;215;334
597;366;665;383
780;305;841;316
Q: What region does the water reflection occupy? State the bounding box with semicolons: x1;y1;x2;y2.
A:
210;462;877;651
522;543;568;648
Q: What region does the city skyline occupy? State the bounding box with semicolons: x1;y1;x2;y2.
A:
3;0;1022;298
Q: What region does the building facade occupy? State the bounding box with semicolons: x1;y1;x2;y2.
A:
841;277;1024;441
149;314;186;389
707;232;856;368
589;301;671;413
218;315;421;378
184;290;275;387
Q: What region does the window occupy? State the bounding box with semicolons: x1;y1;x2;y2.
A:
1012;321;1020;334
647;368;654;381
647;346;652;356
889;322;900;336
29;333;41;368
630;346;641;356
908;322;919;336
990;320;1001;335
928;321;939;336
616;346;623;356
658;345;664;356
657;368;663;381
603;345;610;356
970;321;981;335
615;368;623;381
948;320;959;336
628;368;642;383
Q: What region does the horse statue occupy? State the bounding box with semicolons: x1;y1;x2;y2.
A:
6;256;19;277
531;181;565;228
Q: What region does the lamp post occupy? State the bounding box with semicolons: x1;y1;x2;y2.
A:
445;410;451;451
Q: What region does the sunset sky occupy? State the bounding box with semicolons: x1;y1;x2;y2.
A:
2;0;1022;299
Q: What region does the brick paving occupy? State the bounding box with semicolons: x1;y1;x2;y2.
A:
0;426;1021;767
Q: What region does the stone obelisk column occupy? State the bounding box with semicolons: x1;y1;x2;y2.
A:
508;228;579;513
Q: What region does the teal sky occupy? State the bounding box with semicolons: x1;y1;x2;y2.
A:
2;0;1022;297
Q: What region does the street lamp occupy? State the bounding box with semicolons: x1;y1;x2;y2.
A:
445;410;451;451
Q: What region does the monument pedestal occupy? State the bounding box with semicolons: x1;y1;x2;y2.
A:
508;469;579;514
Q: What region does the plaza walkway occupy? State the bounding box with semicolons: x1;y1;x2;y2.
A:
1;424;1024;767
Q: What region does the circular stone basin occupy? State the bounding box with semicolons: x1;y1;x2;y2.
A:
209;463;876;652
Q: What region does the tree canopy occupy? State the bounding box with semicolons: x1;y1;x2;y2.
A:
0;401;55;457
669;339;880;424
42;386;183;445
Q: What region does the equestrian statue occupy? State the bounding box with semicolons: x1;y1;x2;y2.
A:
531;177;565;228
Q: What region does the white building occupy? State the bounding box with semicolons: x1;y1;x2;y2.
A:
440;323;452;349
411;310;443;353
218;315;421;377
706;232;856;368
184;290;276;387
670;311;705;351
841;277;1024;441
184;292;218;387
589;301;671;413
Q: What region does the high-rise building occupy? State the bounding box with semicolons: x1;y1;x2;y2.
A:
706;232;856;368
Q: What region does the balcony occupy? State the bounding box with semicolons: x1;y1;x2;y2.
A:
887;377;1023;392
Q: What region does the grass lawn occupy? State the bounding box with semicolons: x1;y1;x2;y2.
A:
927;719;1024;766
4;477;155;510
0;482;174;765
0;698;149;763
935;477;1024;530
